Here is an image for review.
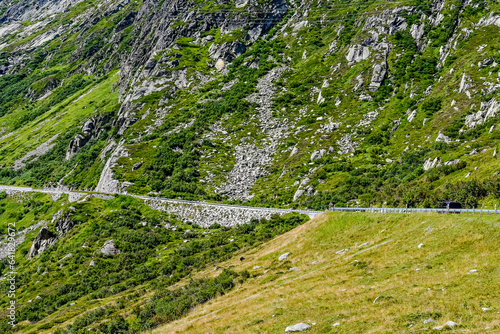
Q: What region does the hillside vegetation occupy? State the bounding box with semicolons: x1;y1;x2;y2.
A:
0;192;308;333
0;0;499;208
154;212;500;333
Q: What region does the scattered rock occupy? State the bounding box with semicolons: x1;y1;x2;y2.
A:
310;149;326;161
418;243;424;249
285;323;312;333
468;269;478;274
132;161;143;171
253;266;263;269
424;318;435;324
332;322;340;327
279;252;291;261
89;260;96;267
445;321;458;329
59;253;72;262
435;133;450;144
100;240;121;256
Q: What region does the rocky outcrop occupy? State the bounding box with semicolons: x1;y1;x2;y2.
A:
465;99;500;129
310;149;326;161
208;41;246;69
95;140;130;194
27;227;57;258
368;63;387;92
346;44;370;63
66;114;113;160
55;212;78;235
0;220;45;260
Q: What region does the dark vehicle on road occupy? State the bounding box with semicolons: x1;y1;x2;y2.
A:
438;201;462;213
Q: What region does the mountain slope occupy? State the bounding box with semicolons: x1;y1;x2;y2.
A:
1;0;500;208
153;211;500;333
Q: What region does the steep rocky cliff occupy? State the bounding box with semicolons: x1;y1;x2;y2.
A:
1;0;500;208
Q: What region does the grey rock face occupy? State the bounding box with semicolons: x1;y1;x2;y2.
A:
95;140;130;194
293;177;310;202
55;212;78;235
346;44;370;63
410;23;425;41
27;227;57;258
459;73;473;94
285;323;311;333
100;240;121;256
407;110;417;123
0;220;45;260
132;162;143;171
208;41;246;64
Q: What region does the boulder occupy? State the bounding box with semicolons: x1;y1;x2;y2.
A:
100;240;121;256
435;133;450;144
310;149;326;161
368;63;387;92
132;161;143;171
27;227;57;258
285;323;311;333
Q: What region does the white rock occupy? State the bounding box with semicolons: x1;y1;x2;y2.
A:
279;252;291;261
332;322;340;327
285;323;312;333
445;321;458;329
424;318;435;324
418;243;424;249
435;133;450;144
468;269;478;274
482;307;490;312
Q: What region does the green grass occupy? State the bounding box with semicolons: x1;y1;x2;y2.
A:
152;211;500;333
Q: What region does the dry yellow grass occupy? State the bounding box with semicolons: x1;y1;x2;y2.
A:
149;212;500;333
